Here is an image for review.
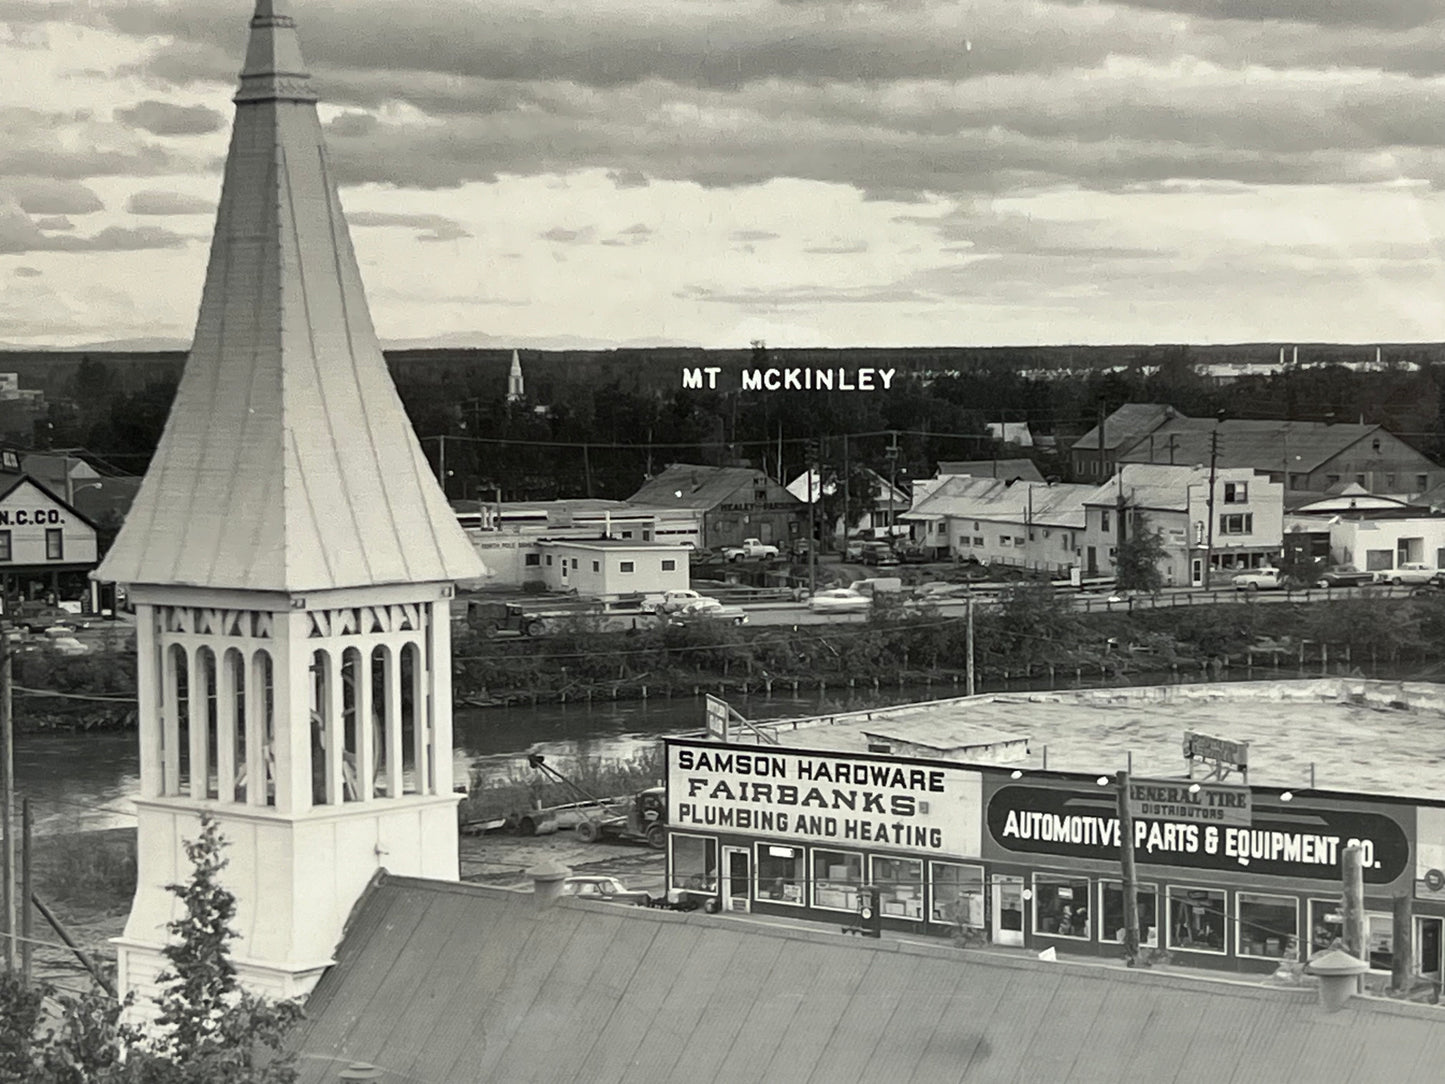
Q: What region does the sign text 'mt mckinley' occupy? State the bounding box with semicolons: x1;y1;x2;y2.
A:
666;741;983;856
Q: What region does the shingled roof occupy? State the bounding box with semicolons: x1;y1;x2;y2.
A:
291;874;1445;1084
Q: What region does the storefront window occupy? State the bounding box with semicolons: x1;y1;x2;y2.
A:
1167;886;1226;953
1237;894;1298;959
1034;875;1091;939
930;862;985;927
1098;882;1158;947
669;834;717;892
1308;901;1394;971
871;856;923;920
811;849;864;912
756;844;806;905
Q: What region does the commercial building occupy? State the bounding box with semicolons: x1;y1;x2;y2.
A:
628;463;804;551
902;476;1092;572
1079;463;1284;585
0;475;99;604
663;681;1445;983
535;537;689;596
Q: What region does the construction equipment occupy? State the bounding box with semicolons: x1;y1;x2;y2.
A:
526;754;667;849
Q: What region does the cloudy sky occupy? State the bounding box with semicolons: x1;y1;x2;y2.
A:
2;0;1445;350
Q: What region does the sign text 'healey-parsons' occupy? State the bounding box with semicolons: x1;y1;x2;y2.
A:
1128;778;1252;826
666;744;982;854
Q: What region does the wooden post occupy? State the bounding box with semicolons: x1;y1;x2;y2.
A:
965;595;975;696
1343;844;1366;990
1;627;11;973
20;797;31;982
1116;771;1141;965
1392;892;1413;994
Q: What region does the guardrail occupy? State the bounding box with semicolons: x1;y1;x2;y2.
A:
1069;583;1414;614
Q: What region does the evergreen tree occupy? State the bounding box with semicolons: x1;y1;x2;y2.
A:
1115;511;1166;594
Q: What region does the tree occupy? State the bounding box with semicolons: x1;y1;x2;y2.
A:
0;813;302;1083
1115;511;1166;594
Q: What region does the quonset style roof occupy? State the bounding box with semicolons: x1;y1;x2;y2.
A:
937;458;1045;483
629;463;799;511
1116;418;1385;474
292;873;1445;1084
96;1;483;593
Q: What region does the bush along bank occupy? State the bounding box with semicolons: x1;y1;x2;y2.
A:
450;586;1445;707
12;642;138;733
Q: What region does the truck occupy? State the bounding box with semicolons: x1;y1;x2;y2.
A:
721;537;780;562
526;754;669;848
466;596;654;637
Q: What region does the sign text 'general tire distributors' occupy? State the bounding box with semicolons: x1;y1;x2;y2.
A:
666;740;983;856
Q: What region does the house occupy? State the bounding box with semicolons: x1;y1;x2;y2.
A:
984;421;1034;447
0;475;100;606
1079;464;1283;585
784;466;908;541
289;870;1445;1083
628;463;804;551
902;475;1093;572
1067;403;1178;481
535;537;689;596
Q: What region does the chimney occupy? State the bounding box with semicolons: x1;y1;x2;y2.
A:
528;858;571;909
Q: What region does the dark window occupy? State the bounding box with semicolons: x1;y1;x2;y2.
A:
545;555;553;566
571;558;578;569
591;561;600;572
1167;886;1226;953
662;559;676;571
756;844;805;904
524;553;540;566
1034;875;1091;939
811;850;864;911
1223;481;1247;503
1417;474;1429;491
1100;510;1110;533
1219;513;1252;535
45;528;62;560
620;561;635;573
1100;881;1158;947
0;531;9;561
621;530;633;539
1237;893;1298;959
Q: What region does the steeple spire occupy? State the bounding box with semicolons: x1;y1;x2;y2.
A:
98;0;482;593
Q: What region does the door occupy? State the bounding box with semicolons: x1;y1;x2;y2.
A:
991;875;1025;946
1191;557;1204;587
1416;917;1442;983
722;847;750;913
1086;546;1097;575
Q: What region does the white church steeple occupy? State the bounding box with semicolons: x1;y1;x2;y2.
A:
100;0;484;1003
506;349;525;404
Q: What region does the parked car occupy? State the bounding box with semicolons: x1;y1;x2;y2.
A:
858;542;899;567
1232;568;1285;591
807;588;871;614
1314;566;1375;589
16;606;74;633
1375;563;1435;586
666;598;748;626
49;636;89;656
642;589;705;614
1411;572;1445;596
560;875;650;905
895;543;931;564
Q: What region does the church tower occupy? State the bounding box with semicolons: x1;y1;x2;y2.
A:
506;349;525;403
97;0;485;1001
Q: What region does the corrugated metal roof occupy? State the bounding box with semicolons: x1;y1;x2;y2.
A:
909;477;1093;529
1117;418;1382;475
629;464;797;511
96;2;483;593
292;874;1445;1084
937;459;1045;483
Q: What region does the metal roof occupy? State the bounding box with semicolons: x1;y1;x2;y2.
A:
1117;418;1384;475
908;476;1093;529
629;463;798;511
292;873;1445;1084
1070;404;1176;453
96;1;483;593
937;458;1045;483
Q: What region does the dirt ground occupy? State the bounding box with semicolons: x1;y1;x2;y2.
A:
459;827;666;893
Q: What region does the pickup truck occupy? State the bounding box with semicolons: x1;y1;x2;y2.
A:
1232;568;1285;591
721;538;779;562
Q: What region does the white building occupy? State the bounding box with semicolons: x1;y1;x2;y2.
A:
903;476;1093;573
95;1;484;1003
537;538;690;596
1325;517;1445;575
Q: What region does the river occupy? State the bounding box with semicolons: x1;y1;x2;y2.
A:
15;659;1442;835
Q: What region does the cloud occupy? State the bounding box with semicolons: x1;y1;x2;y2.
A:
0;202;190;254
348;210;471;242
12;267;41;278
0;108;183;180
113;100;225;136
804;242;869;255
731;230;780;242
125;190;214;215
34;216;74;231
540;226;594;243
2;178;103;215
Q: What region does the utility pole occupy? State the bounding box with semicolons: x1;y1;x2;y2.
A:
1204;425;1220;588
841;436;850;551
582;443;593;498
886;431;900;540
1098;403;1107;481
1;625;12;973
437;435;448;499
806;439;817;597
1343;843;1366;992
965;595;976;695
1115;770;1142;966
21;797;31;981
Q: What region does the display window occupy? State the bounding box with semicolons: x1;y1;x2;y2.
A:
871;856;924;920
811;849;864;912
1167;886;1226;953
755;843;806;905
1236;893;1298;959
669;833;717;892
1033;875;1091;939
1307;900;1394;970
930;862;985;928
1098;881;1158;947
